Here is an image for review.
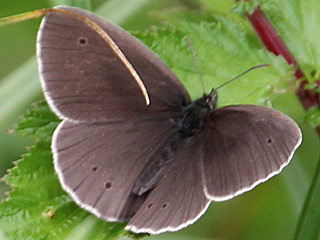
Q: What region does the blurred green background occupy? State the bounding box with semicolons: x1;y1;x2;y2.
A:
0;0;319;240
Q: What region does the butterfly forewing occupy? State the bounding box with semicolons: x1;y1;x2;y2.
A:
201;105;302;200
37;6;190;123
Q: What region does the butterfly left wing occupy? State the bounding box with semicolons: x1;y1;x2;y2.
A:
201;105;302;200
126;135;210;234
53;118;178;221
37;6;190;123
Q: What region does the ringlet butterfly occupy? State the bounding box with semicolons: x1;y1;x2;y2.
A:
36;6;302;234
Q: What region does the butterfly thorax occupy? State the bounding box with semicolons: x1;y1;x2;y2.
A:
179;93;217;138
132;93;217;196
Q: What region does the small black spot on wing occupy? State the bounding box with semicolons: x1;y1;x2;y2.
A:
161;203;168;209
91;166;98;172
105;181;112;190
77;37;88;46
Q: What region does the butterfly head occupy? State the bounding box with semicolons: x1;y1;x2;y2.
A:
194;89;217;113
208;89;218;110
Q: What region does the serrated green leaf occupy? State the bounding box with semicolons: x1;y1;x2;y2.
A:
1;2;319;240
232;0;265;15
14;101;60;142
264;0;320;84
259;1;320;239
135;13;292;107
0;102;141;240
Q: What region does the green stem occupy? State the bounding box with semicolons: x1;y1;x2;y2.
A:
294;154;320;240
0;9;46;26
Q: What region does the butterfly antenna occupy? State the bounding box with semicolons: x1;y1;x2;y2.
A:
184;36;206;94
213;64;270;92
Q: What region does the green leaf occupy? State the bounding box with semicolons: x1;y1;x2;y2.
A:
264;0;320;84
304;82;320;93
232;0;266;15
254;1;320;238
1;11;298;240
14;101;60;142
135;13;292;106
196;0;234;14
0;101;144;240
1;2;319;240
303;106;320;128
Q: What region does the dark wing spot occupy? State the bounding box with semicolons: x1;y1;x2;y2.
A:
267;138;272;144
161;203;168;209
147;203;153;209
91;166;98;172
78;37;88;46
105;182;112;189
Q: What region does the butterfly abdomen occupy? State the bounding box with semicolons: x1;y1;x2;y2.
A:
132;96;214;196
132;132;187;196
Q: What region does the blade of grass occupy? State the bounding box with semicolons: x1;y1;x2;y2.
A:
294;154;320;240
95;0;151;23
0;57;41;128
49;0;92;10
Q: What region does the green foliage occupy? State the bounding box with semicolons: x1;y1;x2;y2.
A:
294;155;320;240
14;102;60;141
0;0;319;240
232;0;270;15
0;101;144;240
303;106;320;128
136;13;291;106
264;0;320;84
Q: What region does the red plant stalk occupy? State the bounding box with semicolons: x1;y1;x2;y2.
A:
244;6;319;134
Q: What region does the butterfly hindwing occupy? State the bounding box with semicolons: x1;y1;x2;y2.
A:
201;105;302;200
127;135;210;234
53;119;178;221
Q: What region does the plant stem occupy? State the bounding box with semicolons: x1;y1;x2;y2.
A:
243;6;319;134
238;3;320;239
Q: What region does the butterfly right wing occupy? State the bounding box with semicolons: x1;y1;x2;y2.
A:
201;105;302;201
53;118;178;221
